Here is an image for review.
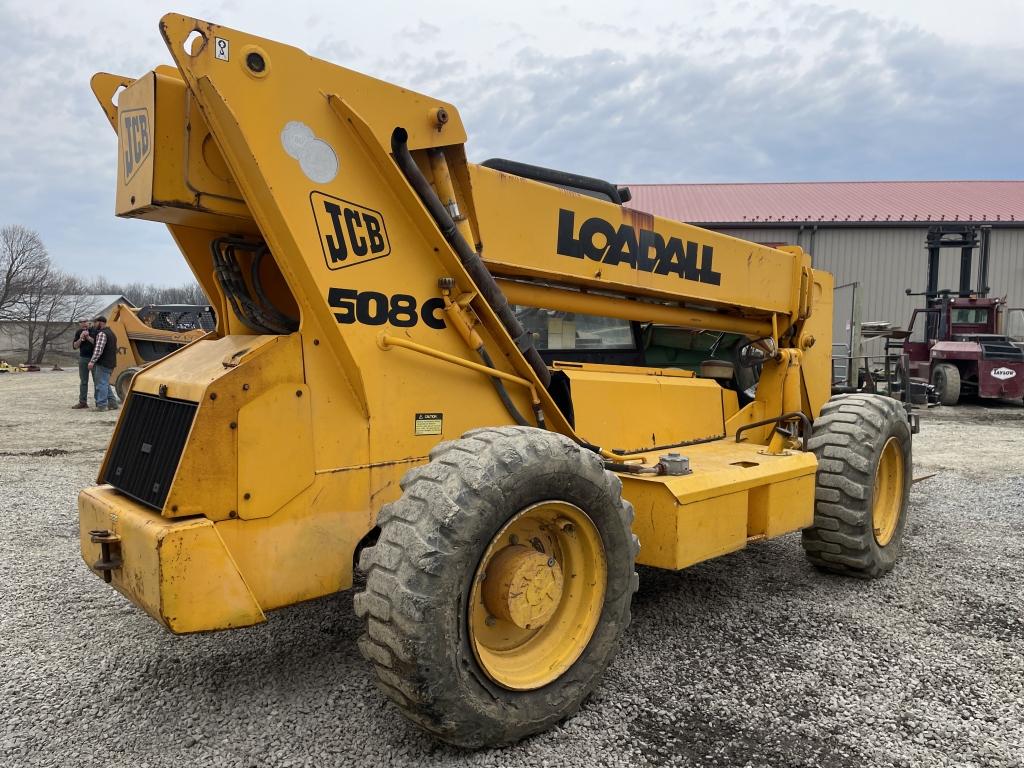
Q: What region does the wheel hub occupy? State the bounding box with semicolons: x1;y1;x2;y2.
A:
482;545;564;629
468;500;607;691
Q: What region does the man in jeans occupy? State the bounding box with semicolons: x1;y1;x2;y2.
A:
71;318;94;409
87;316;120;412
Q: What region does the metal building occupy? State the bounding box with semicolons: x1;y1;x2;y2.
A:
626;181;1024;329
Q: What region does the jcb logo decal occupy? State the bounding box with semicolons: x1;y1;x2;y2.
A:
311;191;391;271
120;108;151;183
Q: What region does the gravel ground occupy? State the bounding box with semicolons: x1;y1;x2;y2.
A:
2;370;1023;768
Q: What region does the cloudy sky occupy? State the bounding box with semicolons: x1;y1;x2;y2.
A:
2;0;1022;285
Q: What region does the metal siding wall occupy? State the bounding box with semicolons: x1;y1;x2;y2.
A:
811;228;930;324
710;226;1024;327
988;230;1024;312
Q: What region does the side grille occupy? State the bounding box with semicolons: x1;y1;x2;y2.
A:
980;341;1024;361
954;334;1024;361
103;393;198;510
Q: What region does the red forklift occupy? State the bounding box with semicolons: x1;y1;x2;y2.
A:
903;224;1024;405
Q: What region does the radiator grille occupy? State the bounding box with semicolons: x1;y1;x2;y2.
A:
103;393;197;510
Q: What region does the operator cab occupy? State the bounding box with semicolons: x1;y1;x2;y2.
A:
513;305;760;427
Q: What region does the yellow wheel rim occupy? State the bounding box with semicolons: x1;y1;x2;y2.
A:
468;500;607;691
872;437;905;546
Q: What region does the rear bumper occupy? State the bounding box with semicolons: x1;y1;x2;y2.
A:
79;485;266;633
978;361;1024;399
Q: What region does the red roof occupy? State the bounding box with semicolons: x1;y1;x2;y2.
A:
624;181;1024;226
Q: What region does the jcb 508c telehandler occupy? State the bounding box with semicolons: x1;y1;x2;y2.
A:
81;15;913;747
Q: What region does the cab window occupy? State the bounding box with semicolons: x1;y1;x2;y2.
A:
952;308;989;324
514;307;635;351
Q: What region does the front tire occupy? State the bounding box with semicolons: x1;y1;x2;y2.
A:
354;426;638;747
931;363;961;406
801;394;912;578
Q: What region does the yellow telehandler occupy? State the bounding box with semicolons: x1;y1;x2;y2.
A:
81;15;913;747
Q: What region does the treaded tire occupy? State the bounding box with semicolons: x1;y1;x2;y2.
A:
115;366;142;401
931;363;961;406
354;426;638;748
801;394;912;579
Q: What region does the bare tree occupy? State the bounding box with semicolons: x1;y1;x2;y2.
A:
13;264;89;363
0;224;211;362
79;277;209;306
0;225;48;320
35;275;93;363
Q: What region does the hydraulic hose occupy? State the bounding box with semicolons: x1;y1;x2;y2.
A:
390;128;551;389
477;346;532;427
210;237;298;335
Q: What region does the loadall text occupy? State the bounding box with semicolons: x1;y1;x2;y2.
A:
556;209;722;285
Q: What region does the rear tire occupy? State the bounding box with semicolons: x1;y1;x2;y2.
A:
354;426;638;747
931;363;961;406
801;394;912;579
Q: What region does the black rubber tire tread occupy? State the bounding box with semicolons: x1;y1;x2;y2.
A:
115;366;143;401
931;363;961;406
801;393;913;579
354;426;638;748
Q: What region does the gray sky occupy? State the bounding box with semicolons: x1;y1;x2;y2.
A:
2;0;1022;285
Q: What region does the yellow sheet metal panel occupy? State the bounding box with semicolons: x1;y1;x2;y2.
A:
162;335;304;520
215;473;370;611
468;164;806;318
115;72;156;218
675;493;748;567
645;440;817;504
748;475;815;538
130;333;275;400
554;361;694;378
628;481;747;570
556;366;725;453
236;383;315;519
798;269;835;419
115;69;253;230
722;388;740;422
80;486;265;633
622;440;817;569
160;13;466;153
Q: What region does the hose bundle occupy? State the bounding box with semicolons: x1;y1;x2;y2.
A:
210;237;299;335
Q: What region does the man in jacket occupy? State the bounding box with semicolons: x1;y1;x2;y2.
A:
87;316;120;412
71;318;94;409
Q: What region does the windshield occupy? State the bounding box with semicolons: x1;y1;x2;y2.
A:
513;307;634;351
952;308;989;324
